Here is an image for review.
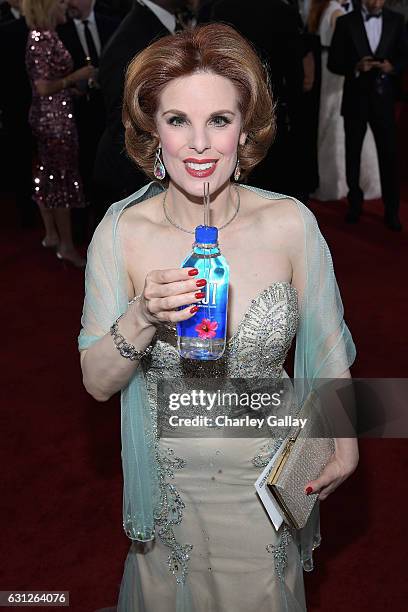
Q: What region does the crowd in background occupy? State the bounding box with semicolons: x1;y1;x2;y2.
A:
0;0;407;267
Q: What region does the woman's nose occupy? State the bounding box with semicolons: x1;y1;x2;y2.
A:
188;126;210;153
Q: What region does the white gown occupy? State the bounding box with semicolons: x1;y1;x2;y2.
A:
116;283;316;611
313;1;381;201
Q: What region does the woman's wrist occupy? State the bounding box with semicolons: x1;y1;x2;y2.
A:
128;296;157;330
62;76;72;90
119;301;156;347
334;437;359;471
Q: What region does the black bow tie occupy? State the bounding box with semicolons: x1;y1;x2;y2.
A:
343;2;350;11
365;12;382;21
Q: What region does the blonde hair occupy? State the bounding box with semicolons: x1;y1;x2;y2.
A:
22;0;58;30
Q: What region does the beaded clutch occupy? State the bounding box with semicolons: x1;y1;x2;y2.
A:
267;391;335;529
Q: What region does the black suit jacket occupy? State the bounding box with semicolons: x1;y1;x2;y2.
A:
95;0;133;20
98;3;169;122
0;2;17;24
94;3;170;197
0;16;30;124
57;13;119;70
328;9;408;117
210;0;304;122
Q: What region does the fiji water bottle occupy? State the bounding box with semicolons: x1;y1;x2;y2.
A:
177;225;229;360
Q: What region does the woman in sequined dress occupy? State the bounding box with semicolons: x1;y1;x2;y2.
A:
23;0;96;267
79;25;358;612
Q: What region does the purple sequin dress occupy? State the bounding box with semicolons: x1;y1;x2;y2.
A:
26;30;86;209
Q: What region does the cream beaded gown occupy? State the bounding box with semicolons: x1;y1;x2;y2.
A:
117;283;313;612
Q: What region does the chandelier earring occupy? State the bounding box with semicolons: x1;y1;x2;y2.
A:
233;158;241;182
153;147;166;180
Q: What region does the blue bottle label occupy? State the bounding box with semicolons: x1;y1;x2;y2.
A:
178;280;228;340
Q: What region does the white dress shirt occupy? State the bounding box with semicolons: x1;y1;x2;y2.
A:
11;7;21;19
73;10;102;59
138;0;176;34
361;7;383;55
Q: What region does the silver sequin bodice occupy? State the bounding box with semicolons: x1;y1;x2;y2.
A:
142;282;299;383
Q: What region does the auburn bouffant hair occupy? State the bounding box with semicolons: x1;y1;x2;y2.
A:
123;23;276;182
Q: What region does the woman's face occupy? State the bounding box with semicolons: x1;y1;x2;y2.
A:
52;0;68;26
155;71;246;197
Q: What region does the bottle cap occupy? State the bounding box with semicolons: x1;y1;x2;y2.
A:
195;225;218;244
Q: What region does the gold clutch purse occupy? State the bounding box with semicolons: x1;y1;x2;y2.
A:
267;391;335;529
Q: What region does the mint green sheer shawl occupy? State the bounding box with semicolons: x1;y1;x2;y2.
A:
78;180;356;575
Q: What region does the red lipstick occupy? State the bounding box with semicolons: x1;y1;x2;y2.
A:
184;158;218;178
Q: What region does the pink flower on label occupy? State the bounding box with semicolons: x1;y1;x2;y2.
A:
195;318;218;339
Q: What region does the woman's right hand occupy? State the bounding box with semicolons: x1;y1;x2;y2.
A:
71;65;96;84
132;268;207;328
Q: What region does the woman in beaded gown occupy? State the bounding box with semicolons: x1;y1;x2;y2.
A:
78;25;358;612
23;0;96;266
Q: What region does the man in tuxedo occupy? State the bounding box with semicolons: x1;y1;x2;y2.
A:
328;0;408;231
209;0;307;201
93;0;185;213
58;0;119;233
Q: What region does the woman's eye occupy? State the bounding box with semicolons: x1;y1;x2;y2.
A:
167;116;186;127
210;116;231;127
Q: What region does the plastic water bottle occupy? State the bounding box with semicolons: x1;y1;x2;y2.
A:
177;225;229;360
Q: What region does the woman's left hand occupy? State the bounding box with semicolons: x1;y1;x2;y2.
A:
304;438;359;501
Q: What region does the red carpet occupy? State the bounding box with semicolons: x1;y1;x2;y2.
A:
1;189;407;612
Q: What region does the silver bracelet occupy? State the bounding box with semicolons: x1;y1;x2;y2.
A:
110;297;153;361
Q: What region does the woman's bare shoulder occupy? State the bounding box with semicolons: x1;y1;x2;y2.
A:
241;186;304;245
118;191;165;244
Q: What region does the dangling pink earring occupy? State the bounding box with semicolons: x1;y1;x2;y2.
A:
153;147;166;180
234;158;241;182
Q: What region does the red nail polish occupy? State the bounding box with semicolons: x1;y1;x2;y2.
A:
188;268;199;276
306;486;313;495
196;279;207;287
190;305;199;314
195;292;205;299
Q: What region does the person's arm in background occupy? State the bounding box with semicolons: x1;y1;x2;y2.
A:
386;12;408;76
327;14;348;75
34;65;96;96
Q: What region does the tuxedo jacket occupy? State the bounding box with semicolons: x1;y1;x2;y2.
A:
57;13;119;71
0;16;30;124
210;0;304;121
0;2;16;24
94;0;133;20
98;2;169;122
93;2;170;195
328;8;408;117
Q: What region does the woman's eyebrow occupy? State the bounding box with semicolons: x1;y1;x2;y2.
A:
161;109;236;117
209;110;236;116
162;109;187;116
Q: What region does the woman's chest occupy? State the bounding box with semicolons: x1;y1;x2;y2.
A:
127;239;293;339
